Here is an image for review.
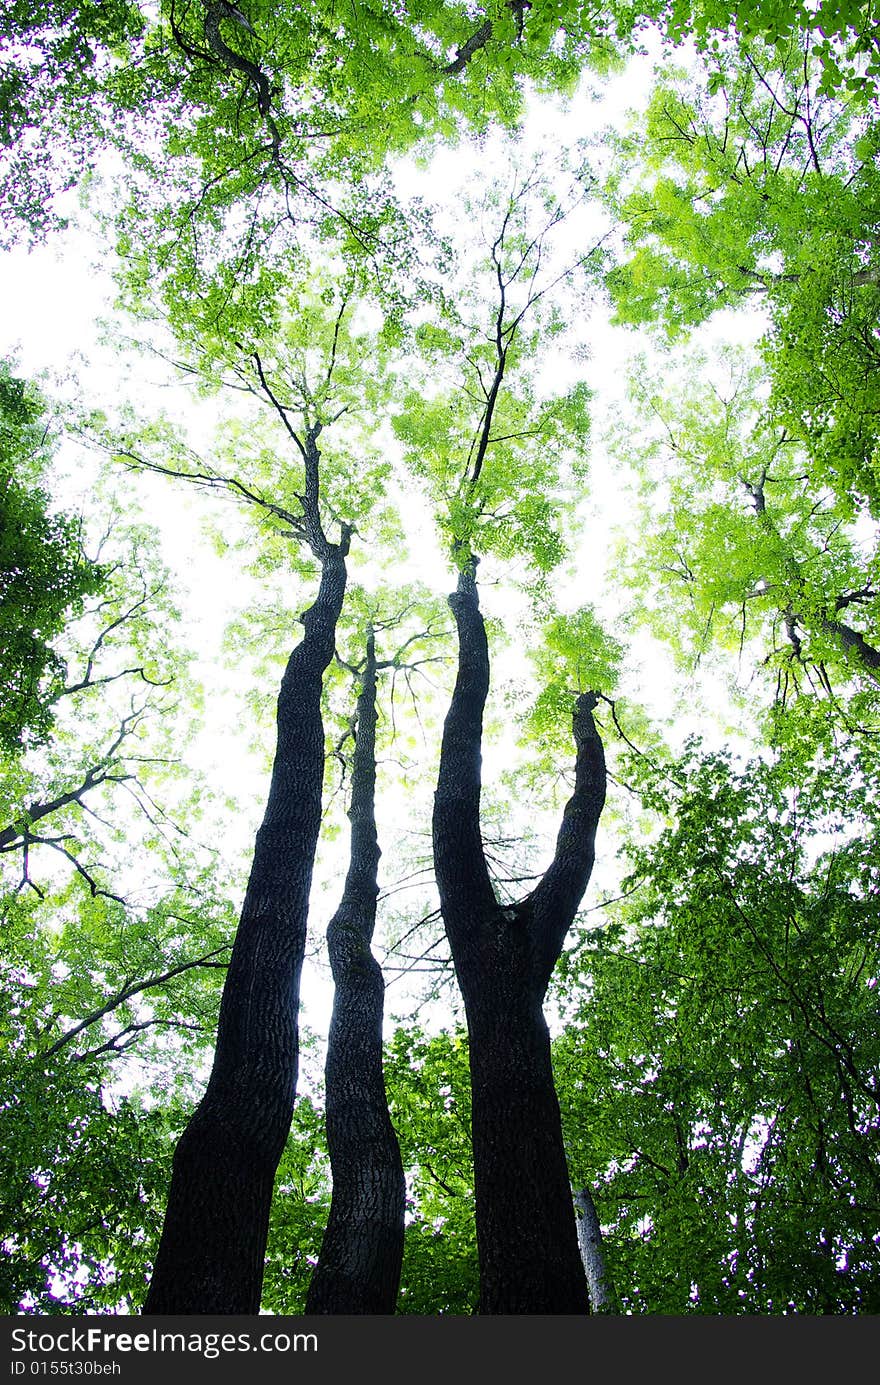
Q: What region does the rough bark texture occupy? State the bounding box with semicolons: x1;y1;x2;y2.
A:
433;558;606;1314
306;633;405;1314
574;1186;611;1311
143;540;348;1314
819;613;880;681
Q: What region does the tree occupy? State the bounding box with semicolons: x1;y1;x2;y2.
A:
140;315;361;1313
390;172;611;1311
435;557;606;1311
574;1186;613;1310
102;140;609;1310
305;625;405;1314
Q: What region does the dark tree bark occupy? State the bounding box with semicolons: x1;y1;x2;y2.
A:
144;424;350;1314
306;630;405;1314
433;556;606;1314
818;612;880;681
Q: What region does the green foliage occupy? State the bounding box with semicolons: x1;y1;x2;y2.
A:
604;37;880;513
262;1089;332;1313
555;716;880;1312
608;345;880;715
0;1048;181;1313
0;869;234;1311
385;1025;479;1314
0;364;105;754
0;0;622;327
654;0;880;95
392;167;600;577
524;605;623;747
0;1;145;239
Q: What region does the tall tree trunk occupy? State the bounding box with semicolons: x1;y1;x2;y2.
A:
433;557;606;1314
143;538;349;1314
306;631;405;1313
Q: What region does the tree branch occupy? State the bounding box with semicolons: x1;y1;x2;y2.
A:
43;947;232;1058
433;554;496;924
0;706;148;850
523;693;607;990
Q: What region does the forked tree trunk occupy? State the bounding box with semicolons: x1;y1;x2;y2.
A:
433;557;606;1314
306;631;405;1313
143;538;349;1314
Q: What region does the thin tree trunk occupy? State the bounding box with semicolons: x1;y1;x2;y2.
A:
306;631;405;1313
574;1186;611;1310
143;539;349;1314
433;557;606;1314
